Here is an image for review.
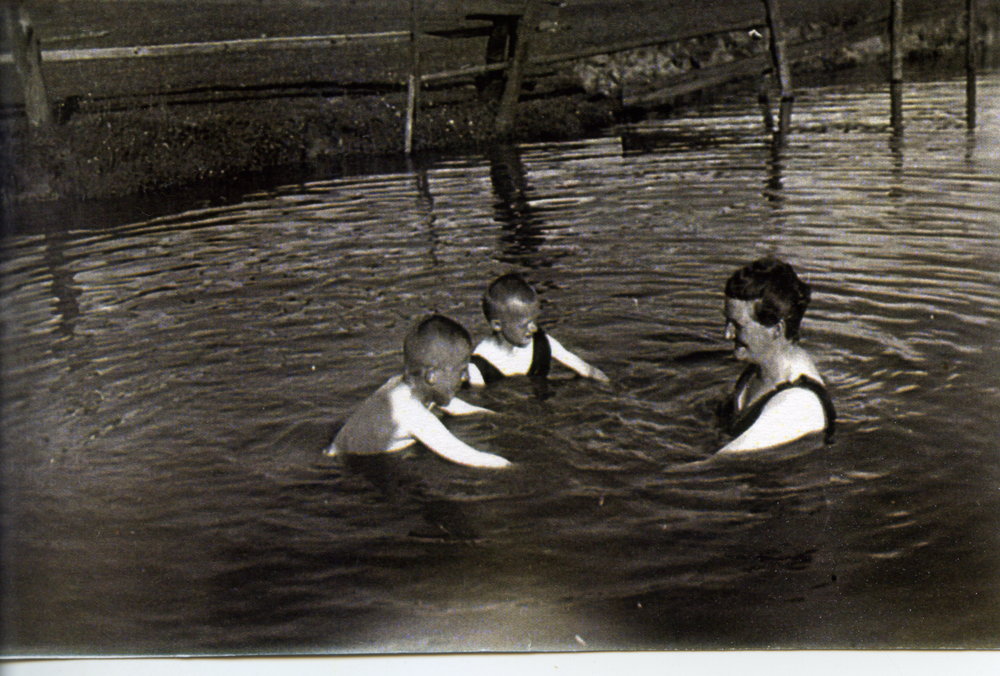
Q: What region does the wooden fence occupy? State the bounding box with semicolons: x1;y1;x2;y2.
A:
1;0;986;142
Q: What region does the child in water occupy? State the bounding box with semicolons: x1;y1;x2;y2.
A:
326;314;510;468
467;273;610;386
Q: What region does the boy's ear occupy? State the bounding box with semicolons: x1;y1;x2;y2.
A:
490;318;504;332
772;319;786;339
424;368;439;385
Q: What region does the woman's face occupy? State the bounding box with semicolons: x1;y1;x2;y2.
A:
724;297;779;364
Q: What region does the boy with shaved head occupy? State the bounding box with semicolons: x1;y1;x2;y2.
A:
467;273;610;386
327;314;510;467
327;314;509;539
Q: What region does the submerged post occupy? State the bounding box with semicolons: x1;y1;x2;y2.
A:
889;0;904;128
966;0;977;128
762;0;793;100
405;0;420;154
493;0;540;138
8;2;52;128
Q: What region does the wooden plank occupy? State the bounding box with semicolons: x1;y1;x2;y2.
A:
763;0;793;100
493;0;540;137
623;17;888;109
0;31;410;64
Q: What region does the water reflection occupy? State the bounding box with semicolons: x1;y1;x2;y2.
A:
411;160;441;268
486;144;549;268
42;228;82;339
890;80;904;130
764;99;793;202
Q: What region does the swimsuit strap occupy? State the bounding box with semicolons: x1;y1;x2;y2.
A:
527;327;552;379
792;375;837;444
468;329;552;385
727;370;836;444
717;364;759;424
469;354;506;385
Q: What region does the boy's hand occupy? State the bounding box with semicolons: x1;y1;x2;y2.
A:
439;397;497;416
482;455;512;469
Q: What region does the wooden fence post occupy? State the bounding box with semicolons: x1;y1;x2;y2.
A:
762;0;792;100
493;0;541;138
8;2;52;127
405;0;420;153
889;0;904;127
966;0;977;127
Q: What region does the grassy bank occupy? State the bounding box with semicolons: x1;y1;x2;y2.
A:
1;0;996;204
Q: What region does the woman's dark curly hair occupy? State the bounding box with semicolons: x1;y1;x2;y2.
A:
725;257;811;340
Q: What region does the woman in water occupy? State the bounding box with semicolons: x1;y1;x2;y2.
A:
717;257;835;453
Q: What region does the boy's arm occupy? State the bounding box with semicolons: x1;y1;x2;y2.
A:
466;361;486;387
717;388;826;453
403;399;511;468
438;396;496;416
548;335;611;383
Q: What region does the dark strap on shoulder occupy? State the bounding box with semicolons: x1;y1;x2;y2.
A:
470;354;506;384
726;372;836;444
794;376;837;444
717;364;759;424
527;327;552;379
468;329;552;385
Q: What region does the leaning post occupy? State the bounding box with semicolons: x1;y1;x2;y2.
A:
762;0;793;101
405;0;420;153
9;1;52;128
493;0;541;138
966;0;977;127
889;0;904;127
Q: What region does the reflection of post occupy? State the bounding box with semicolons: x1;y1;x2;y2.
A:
8;1;52;127
758;76;775;132
889;116;904;181
966;0;977;129
762;0;792;101
765;98;793;201
889;0;904;128
43;231;82;338
776;97;792;140
494;1;541;138
409;157;440;267
890;82;903;137
487;144;546;266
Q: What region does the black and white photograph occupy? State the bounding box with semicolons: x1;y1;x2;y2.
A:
2;0;999;660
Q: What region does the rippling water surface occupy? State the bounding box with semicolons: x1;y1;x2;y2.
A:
3;70;999;654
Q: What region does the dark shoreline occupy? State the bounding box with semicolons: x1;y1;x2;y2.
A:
1;2;995;207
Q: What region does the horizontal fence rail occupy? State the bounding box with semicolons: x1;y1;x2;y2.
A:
0;30;410;64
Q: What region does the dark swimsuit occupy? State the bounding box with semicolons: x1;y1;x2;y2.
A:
469;327;552;384
720;364;837;444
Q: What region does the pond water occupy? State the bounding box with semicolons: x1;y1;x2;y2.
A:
2;68;999;655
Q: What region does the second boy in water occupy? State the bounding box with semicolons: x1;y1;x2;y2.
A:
467;273;610;386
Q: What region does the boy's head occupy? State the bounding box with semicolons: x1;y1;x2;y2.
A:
724;256;811;341
482;274;541;347
403;314;473;405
